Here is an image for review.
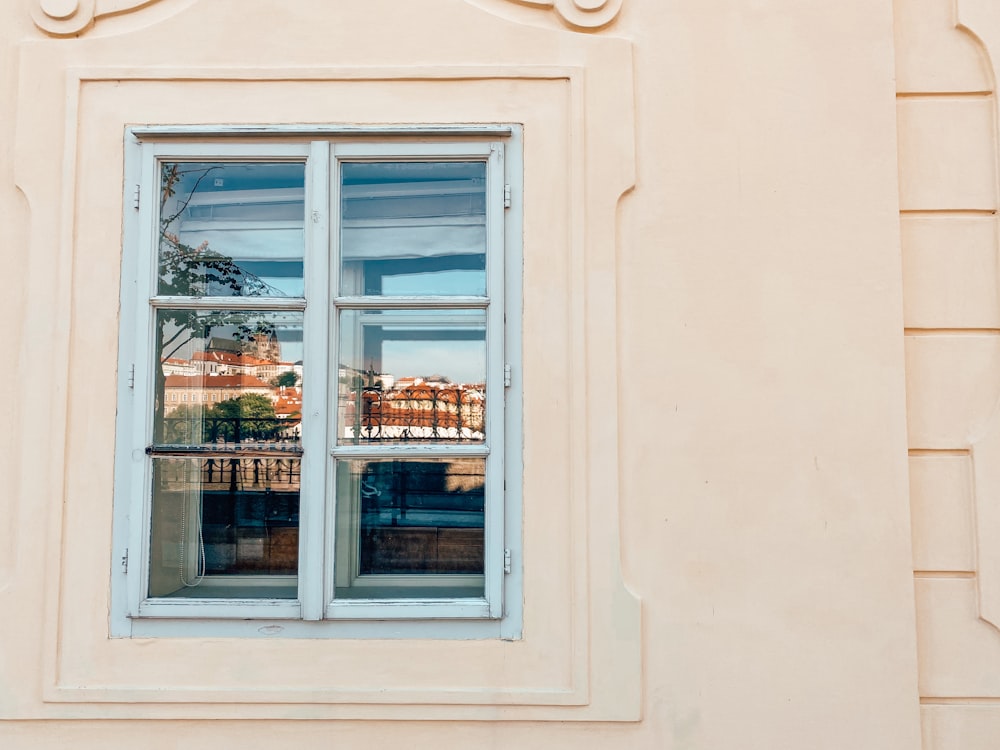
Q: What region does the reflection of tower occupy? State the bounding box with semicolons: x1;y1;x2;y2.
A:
249;331;280;362
207;337;242;356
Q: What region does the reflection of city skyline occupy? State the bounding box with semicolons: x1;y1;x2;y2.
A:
159;319;304;363
157;335;487;444
339;368;486;443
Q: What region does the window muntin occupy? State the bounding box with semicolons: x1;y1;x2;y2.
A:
120;136;511;627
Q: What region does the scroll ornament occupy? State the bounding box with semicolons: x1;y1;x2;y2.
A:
502;0;623;30
33;0;624;36
32;0;159;36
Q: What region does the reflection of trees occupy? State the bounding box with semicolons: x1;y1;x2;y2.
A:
272;371;299;388
161;395;286;445
203;394;284;443
162;403;205;444
153;164;279;444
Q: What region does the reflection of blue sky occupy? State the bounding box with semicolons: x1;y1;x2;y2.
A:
162;314;491;381
381;270;482;296
275;327;303;362
381;340;485;385
163;161;491;379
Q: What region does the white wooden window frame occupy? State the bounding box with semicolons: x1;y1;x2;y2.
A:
111;126;523;638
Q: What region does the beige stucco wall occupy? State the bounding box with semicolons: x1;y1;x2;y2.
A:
898;1;1000;747
0;0;944;746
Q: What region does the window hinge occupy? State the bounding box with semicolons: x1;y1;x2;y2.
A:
503;548;512;574
133;184;141;211
503;363;512;387
128;364;135;390
121;549;129;574
503;184;511;208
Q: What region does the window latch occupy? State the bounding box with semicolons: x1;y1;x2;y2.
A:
121;549;129;574
133;184;141;211
503;548;512;574
503;184;511;209
503;363;512;388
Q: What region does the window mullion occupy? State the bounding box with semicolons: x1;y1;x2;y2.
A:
297;140;330;621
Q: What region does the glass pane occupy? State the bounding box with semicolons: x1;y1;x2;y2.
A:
158;162;305;297
154;309;303;449
148;457;299;599
336;310;486;445
340;161;487;296
335;458;485;600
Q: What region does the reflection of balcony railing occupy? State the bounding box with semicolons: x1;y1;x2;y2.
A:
150;455;301;579
154;416;302;455
202;456;301;490
347;386;485;442
153;455;301;493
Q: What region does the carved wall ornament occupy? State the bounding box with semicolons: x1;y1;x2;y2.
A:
31;0;162;36
500;0;623;30
32;0;623;36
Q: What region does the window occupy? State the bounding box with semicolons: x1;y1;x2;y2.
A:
114;128;520;632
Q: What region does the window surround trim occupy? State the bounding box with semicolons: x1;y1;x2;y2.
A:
111;125;524;639
128;124;514;138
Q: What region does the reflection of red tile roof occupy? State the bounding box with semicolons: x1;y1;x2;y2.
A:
164;374;272;389
192;351;241;365
274;388;303;418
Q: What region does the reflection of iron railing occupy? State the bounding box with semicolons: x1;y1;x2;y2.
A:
153;455;301;492
159;415;301;446
349;385;485;442
202;456;301;489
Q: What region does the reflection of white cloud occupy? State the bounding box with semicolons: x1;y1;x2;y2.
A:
180;229;303;260
382;340;485;384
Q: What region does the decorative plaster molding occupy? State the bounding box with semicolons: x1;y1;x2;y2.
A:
971;415;1000;633
500;0;623;30
957;0;1000;636
14;63;639;722
31;0;161;37
33;0;624;37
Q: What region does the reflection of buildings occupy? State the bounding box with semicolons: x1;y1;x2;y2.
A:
344;375;486;441
163;353;485;442
180;340;301;383
164;373;274;411
273;387;302;416
207;334;280;363
161;334;302;417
